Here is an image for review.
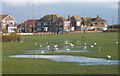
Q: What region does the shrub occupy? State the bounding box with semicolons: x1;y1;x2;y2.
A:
2;33;23;42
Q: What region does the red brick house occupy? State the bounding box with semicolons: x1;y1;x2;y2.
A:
36;14;71;32
17;19;38;33
0;14;17;33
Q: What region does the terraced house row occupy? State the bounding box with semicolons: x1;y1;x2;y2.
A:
0;14;108;33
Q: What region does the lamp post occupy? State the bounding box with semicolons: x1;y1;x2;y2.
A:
33;3;35;33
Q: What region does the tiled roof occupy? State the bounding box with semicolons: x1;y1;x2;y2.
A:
0;15;9;21
86;16;107;22
70;15;81;22
38;14;68;22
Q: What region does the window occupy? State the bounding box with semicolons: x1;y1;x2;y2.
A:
9;21;14;25
3;21;6;25
49;22;52;25
59;27;62;30
77;21;81;26
44;22;48;26
59;22;62;26
94;23;98;25
37;28;41;31
56;22;59;26
44;27;48;31
37;22;41;26
64;21;69;26
101;23;104;25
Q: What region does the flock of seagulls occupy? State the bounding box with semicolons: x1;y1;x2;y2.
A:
34;40;115;60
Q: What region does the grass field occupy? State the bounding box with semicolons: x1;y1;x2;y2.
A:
2;32;119;74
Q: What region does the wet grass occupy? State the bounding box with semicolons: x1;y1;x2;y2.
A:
2;32;119;74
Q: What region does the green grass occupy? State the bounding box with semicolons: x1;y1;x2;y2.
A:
2;32;119;74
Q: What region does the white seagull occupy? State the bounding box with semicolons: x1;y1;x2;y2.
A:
91;45;94;48
34;43;37;45
94;43;97;45
67;49;70;52
54;45;58;48
40;45;42;47
47;46;50;48
108;55;112;59
116;42;118;44
41;51;44;54
84;46;87;50
70;44;74;47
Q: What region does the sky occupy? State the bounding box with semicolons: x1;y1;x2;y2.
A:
0;0;120;25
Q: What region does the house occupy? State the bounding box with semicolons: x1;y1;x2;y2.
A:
86;15;108;30
0;14;17;33
17;19;38;33
36;14;71;32
70;15;82;31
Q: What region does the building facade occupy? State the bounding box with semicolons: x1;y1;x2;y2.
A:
36;14;71;32
0;15;17;33
87;15;108;30
70;15;82;31
17;19;38;33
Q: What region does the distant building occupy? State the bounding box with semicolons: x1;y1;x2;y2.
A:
70;15;82;31
36;14;71;32
17;19;38;33
87;15;108;31
0;14;17;33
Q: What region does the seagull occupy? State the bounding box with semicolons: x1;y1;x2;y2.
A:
67;49;70;52
84;46;87;50
35;43;37;45
47;46;50;48
98;50;101;51
54;45;57;48
108;55;111;58
116;42;118;44
70;44;74;47
94;43;97;45
91;45;94;48
40;45;42;47
41;51;44;54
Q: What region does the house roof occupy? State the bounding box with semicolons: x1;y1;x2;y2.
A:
86;15;107;22
38;14;68;22
17;19;39;28
0;15;9;21
70;15;81;22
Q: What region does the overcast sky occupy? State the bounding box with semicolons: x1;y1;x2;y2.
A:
1;0;119;25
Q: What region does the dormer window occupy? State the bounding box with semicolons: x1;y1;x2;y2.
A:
101;23;104;25
94;23;98;25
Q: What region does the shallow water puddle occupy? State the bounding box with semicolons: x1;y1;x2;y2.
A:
8;55;120;65
24;46;94;54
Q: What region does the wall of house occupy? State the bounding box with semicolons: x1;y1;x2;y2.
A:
2;15;16;32
36;21;65;32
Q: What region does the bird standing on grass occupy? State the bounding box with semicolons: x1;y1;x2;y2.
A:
94;43;97;45
90;45;94;48
42;51;44;54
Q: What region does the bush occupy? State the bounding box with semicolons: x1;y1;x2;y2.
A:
2;33;23;42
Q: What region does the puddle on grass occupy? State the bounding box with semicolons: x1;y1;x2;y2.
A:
8;55;120;65
24;46;94;54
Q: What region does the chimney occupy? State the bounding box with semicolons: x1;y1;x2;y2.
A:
52;14;54;22
68;15;70;21
97;15;99;18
